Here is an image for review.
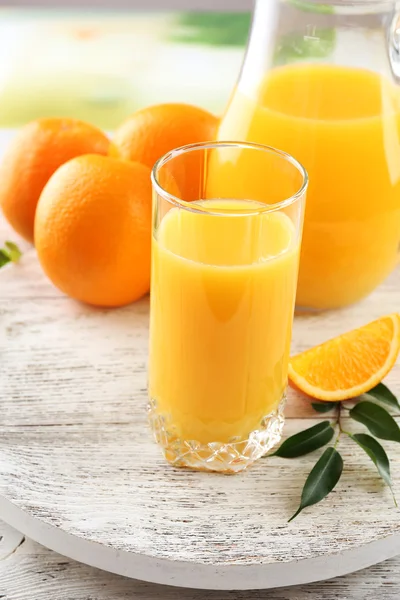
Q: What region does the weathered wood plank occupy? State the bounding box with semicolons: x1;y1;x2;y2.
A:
0;521;24;561
0;417;399;568
1;165;399;588
1;257;399;427
1;532;400;600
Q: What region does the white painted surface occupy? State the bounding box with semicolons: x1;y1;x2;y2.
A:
0;129;400;592
0;242;399;589
2;519;400;599
0;520;24;561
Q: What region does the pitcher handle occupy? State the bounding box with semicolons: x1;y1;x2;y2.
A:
388;9;400;82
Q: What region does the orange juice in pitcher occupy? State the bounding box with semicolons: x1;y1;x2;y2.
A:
218;0;400;310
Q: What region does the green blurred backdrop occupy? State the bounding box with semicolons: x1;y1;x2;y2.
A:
0;10;250;128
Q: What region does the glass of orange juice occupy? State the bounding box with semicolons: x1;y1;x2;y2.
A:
148;141;307;473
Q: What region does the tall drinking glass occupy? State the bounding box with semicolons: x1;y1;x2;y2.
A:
149;141;307;473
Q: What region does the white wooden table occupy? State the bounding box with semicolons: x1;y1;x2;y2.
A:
1;128;400;597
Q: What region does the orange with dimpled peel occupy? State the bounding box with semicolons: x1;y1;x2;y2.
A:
288;313;400;401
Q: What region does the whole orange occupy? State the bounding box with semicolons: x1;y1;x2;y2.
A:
0;118;110;243
111;103;218;170
35;154;152;307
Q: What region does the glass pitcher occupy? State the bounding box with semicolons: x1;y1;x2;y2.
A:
218;0;400;310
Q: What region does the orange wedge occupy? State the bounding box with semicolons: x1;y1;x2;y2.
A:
288;313;400;401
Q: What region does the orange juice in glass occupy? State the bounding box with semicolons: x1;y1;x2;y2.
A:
149;142;307;473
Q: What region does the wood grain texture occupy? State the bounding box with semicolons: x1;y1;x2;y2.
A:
0;246;399;589
1;128;399;589
1;526;400;599
0;520;24;561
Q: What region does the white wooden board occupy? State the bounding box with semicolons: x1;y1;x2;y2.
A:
0;247;399;590
2;518;400;599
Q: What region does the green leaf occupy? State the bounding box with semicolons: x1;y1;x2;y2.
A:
311;401;339;414
273;421;335;458
350;433;394;495
362;383;400;411
0;241;22;269
289;447;343;521
0;249;11;268
4;241;22;263
350;401;400;442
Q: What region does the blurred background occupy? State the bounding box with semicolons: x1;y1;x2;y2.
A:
0;0;255;128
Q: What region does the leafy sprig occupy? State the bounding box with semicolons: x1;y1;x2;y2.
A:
269;382;399;520
0;241;22;268
288;447;343;522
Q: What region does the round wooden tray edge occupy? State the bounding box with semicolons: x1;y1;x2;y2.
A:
1;494;399;591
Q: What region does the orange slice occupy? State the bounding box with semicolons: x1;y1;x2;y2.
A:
288;313;400;401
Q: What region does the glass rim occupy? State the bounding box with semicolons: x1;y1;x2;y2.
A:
151;140;308;217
